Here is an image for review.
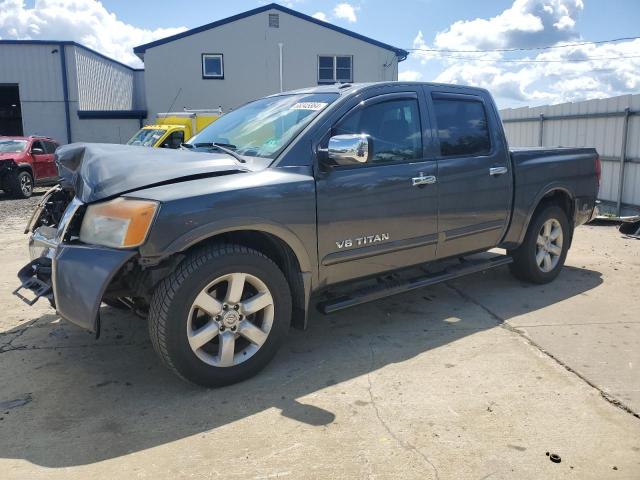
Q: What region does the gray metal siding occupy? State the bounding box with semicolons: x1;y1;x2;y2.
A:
0;43;67;141
143;8;398;120
501;94;640;215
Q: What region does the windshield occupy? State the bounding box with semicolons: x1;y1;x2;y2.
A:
187;93;339;158
0;139;27;153
127;129;166;147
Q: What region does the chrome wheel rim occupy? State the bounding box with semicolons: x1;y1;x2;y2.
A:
21;174;32;196
536;218;563;273
187;272;274;367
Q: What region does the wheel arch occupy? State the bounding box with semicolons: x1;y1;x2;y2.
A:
16;162;34;176
517;185;575;246
176;228;312;330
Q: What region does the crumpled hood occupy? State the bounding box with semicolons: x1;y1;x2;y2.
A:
56;143;249;203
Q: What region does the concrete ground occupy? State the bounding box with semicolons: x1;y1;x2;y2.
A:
0;190;639;479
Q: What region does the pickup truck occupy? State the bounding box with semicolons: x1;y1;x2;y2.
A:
0;136;59;198
15;82;599;387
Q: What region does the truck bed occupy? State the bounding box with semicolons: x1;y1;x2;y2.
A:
503;146;599;247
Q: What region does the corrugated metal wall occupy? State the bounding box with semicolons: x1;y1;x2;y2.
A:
501;94;640;216
72;46;136;110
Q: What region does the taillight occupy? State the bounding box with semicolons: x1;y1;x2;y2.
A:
595;155;601;187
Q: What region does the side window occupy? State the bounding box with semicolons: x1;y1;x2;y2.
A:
202;54;224;79
334;98;422;164
44;141;58;154
162;131;184;149
432;98;490;157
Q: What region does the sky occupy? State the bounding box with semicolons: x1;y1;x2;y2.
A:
0;0;639;108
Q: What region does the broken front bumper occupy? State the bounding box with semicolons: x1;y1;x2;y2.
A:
14;198;136;333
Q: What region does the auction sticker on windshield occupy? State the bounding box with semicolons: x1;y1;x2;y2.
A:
292;102;328;110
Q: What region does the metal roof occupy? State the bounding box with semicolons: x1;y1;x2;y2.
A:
132;3;408;60
0;39;143;72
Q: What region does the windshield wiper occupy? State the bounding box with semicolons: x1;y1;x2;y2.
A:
182;142;245;163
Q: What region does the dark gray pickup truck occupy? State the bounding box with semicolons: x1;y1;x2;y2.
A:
15;82;600;386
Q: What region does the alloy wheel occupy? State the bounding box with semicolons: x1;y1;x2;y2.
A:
186;272;274;367
536;218;563;273
21;173;33;197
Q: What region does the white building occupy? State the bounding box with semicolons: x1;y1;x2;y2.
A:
0;40;146;144
134;3;408;119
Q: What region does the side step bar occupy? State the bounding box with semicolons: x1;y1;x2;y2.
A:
318;254;513;314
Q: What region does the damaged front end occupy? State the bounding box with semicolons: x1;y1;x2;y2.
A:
14;188;137;334
14;142;251;334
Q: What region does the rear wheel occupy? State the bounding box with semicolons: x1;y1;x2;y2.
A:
148;244;291;387
509;204;571;284
8;170;34;198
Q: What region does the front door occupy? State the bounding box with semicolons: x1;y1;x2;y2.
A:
30;140;51;180
316;89;439;286
425;90;512;259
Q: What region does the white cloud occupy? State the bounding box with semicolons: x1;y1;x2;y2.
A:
404;0;640;107
333;3;358;23
312;11;328;22
0;0;186;67
398;70;423;81
433;0;582;51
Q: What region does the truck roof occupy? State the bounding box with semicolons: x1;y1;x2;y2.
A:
272;81;491;97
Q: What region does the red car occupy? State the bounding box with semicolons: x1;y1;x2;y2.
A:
0;136;59;198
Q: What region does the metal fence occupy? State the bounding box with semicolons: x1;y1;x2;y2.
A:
500;94;640;217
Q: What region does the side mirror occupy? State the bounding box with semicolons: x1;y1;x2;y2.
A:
31;147;44;155
324;134;371;166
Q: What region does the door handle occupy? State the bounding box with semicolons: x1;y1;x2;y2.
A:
412;173;437;187
489;166;508;176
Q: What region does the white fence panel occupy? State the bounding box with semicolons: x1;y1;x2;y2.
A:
500;94;640;216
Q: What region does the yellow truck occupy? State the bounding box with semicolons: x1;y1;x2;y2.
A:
126;109;222;148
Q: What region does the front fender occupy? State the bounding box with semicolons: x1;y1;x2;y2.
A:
145;217;313;274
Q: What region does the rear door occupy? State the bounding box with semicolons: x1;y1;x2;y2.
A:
42;141;59;178
315;87;439;285
424;89;512;259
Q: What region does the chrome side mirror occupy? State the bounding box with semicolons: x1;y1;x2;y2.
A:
326;134;370;166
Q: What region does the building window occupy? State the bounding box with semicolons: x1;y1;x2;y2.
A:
269;13;279;28
318;55;353;84
202;53;224;79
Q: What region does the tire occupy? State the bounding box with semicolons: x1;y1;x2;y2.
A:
8;170;34;199
149;244;292;387
509;204;571;284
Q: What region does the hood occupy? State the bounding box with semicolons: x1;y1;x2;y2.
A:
56;143;249;203
0;152;23;160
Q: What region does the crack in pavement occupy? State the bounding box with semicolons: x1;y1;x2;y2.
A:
366;342;440;480
444;282;640;421
0;319;38;353
0;340;146;354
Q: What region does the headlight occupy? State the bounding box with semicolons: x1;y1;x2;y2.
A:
79;197;158;248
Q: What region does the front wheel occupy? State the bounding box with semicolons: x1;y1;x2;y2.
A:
9;170;34;198
509;204;571;284
148;244;292;387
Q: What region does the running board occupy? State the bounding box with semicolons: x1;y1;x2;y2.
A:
318;254;513;314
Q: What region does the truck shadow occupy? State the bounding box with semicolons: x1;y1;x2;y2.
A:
0;264;602;467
